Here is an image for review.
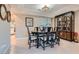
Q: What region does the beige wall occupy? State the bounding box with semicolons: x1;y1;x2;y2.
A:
75;11;79;32
75;11;79;41
0;17;10;54
15;14;52;39
0;5;10;53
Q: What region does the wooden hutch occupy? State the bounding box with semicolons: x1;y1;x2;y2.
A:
55;11;76;42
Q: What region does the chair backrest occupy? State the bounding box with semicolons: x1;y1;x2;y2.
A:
39;27;45;32
45;27;52;32
26;26;31;36
34;27;38;32
48;27;52;32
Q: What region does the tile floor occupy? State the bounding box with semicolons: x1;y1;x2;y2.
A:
10;35;79;54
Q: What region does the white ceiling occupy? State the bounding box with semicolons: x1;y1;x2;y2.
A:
7;4;79;17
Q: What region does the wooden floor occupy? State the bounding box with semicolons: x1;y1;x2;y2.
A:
10;35;79;54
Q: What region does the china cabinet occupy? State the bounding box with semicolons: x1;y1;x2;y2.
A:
55;11;75;41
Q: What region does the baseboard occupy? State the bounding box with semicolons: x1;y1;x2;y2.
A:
16;37;28;40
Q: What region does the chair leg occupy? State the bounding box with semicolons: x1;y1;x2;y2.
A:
28;41;31;49
51;42;54;48
43;41;45;50
57;41;60;46
51;40;54;48
57;38;60;46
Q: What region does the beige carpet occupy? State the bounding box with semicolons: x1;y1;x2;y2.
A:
10;37;79;54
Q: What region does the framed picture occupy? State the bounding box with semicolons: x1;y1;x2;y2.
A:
25;17;33;27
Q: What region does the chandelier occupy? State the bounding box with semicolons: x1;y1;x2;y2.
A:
41;5;49;12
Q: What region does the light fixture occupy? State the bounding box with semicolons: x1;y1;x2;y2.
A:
38;4;55;12
41;5;49;12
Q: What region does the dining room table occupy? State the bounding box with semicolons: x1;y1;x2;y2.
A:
31;31;57;48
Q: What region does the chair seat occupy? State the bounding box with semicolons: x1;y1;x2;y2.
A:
39;36;47;41
30;35;37;40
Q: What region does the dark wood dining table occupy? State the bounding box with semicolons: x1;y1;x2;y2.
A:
32;31;57;48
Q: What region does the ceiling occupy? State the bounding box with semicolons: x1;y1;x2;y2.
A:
7;4;79;17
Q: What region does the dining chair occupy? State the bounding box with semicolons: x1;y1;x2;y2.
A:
46;27;60;48
39;32;56;50
39;33;47;50
55;32;60;45
39;27;54;50
26;26;37;49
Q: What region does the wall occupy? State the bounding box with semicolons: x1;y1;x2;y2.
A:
0;19;10;53
75;11;79;33
74;11;79;41
15;14;52;39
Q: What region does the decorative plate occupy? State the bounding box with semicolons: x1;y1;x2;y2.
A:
0;4;7;20
7;11;11;22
